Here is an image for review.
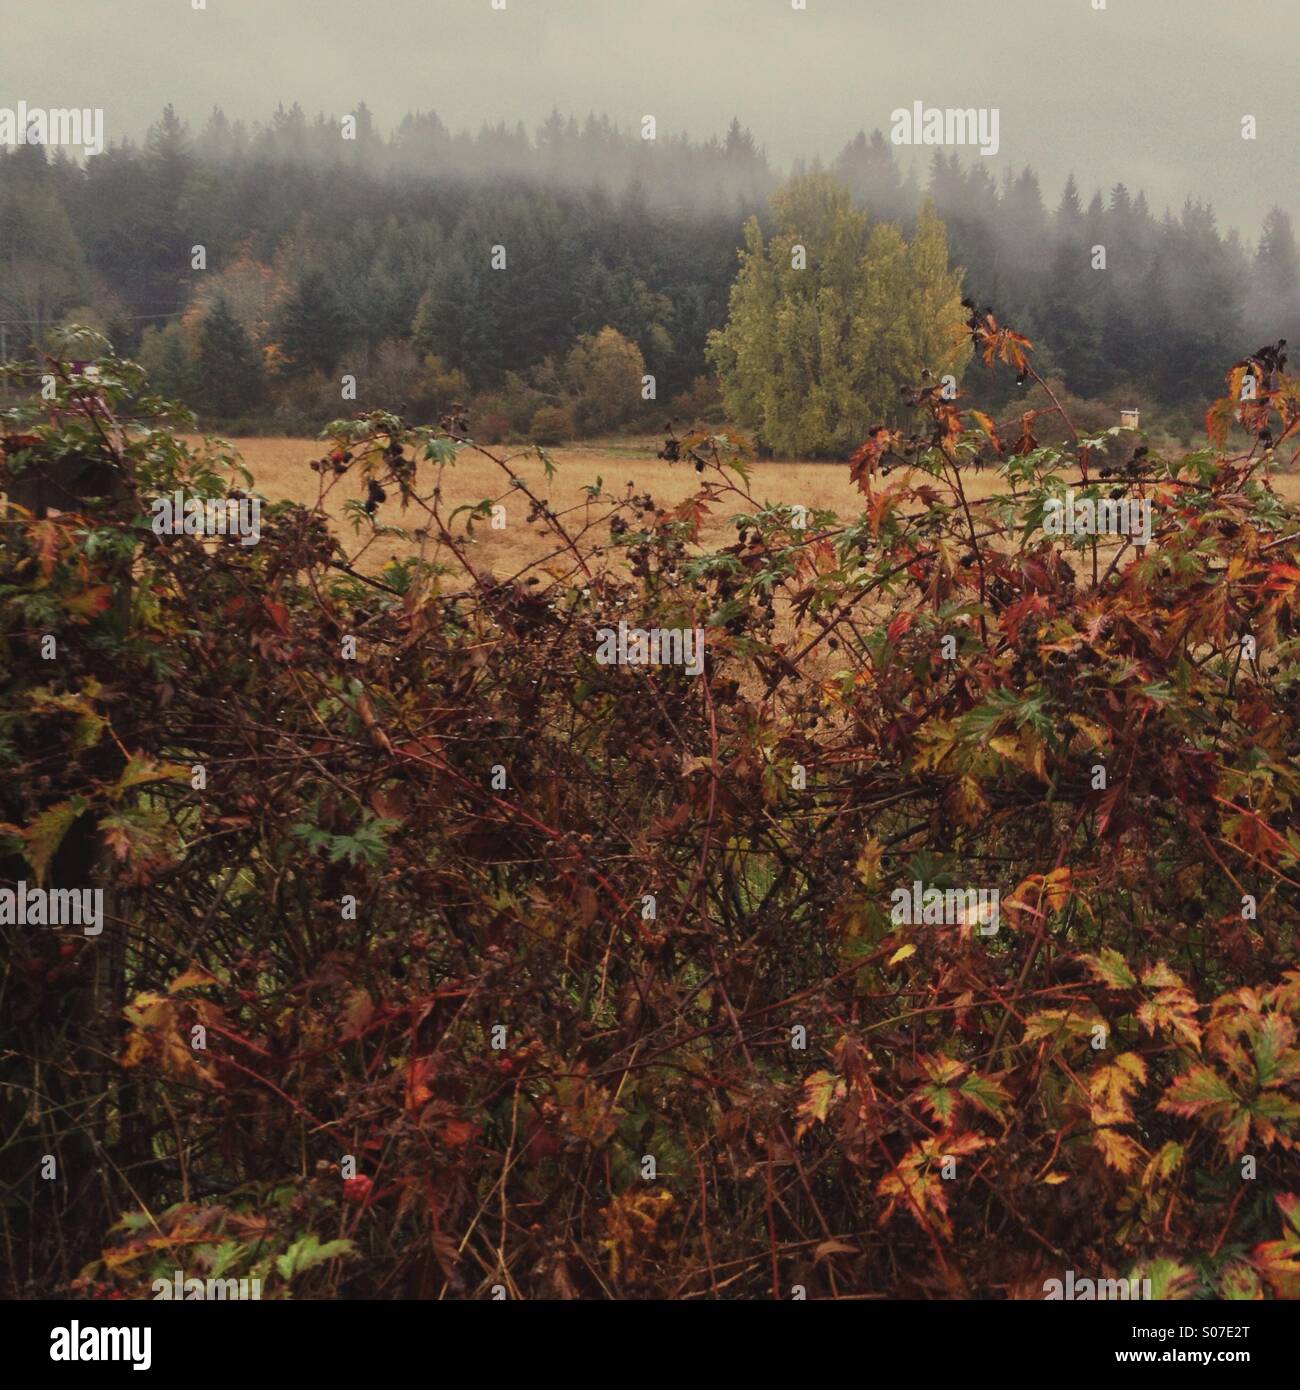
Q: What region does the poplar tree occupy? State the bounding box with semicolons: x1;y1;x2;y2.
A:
708;174;970;457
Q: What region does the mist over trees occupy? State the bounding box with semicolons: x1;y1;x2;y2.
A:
0;102;1295;439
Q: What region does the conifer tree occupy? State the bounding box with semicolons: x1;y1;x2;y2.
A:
197;294;265;418
274;269;349;376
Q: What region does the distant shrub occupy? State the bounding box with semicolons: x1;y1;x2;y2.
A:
528;404;573;444
669;373;725;426
477;410;510;445
497;371;546;433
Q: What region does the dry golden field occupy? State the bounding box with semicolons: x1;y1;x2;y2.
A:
208;428;1295;569
212;432;1300;581
212;433;1015;574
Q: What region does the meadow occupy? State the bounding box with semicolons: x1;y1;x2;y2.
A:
223;429;1300;575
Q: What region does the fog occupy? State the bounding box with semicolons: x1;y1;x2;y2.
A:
6;0;1296;234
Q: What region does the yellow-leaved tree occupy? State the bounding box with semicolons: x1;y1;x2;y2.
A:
707;174;971;457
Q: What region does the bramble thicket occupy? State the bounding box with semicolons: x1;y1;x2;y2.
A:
1;314;1299;1299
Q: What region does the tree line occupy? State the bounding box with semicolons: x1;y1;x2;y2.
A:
0;103;1295;439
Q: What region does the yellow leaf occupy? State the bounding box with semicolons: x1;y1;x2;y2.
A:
855;836;884;887
23;798;87;885
1094;1126;1143;1174
342;987;374;1037
795;1069;845;1140
110;757;192;801
949;776;989;827
167;969;217;994
888;943;917;967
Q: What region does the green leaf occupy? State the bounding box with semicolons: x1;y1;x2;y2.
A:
958;1072;1010;1116
919;1083;959;1124
424;438;458;466
326;815;399;867
1217;1262;1261;1300
1249;1013;1295;1087
274;1233;355;1283
1158;1065;1236;1115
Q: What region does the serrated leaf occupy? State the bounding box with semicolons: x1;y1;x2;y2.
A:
1277;1192;1300;1241
1141;961;1182;989
1086;1053;1147;1126
1137;987;1202;1051
23;797;88;884
1142;1141;1184;1187
1094;1126;1142;1174
1218;1262;1262;1300
1022;1009;1105;1045
1159;1064;1236;1115
109;756;192;801
1136;1258;1199;1301
958;1072;1010;1116
795;1070;844;1140
274;1234;355;1283
1082;948;1138;991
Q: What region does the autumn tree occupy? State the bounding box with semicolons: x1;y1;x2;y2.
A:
562;326;646;434
707;175;970;456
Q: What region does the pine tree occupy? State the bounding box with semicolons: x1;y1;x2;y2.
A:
412;243;504;384
198;294;265;419
138;322;198;403
274;269;349;375
1250;207;1300;337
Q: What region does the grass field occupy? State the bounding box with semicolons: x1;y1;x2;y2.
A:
215;432;1299;579
212;433;1028;575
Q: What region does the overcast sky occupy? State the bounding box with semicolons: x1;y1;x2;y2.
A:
6;0;1296;235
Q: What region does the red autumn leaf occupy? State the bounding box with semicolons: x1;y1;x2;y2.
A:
849;427;900;495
